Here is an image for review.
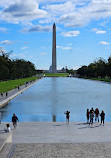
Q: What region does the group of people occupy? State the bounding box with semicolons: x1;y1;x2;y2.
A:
86;108;105;126
4;113;19;132
1;109;106;132
64;108;105;126
0;92;8;98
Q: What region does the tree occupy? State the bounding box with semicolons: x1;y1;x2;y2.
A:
77;66;88;77
107;57;111;78
77;58;107;78
0;50;37;80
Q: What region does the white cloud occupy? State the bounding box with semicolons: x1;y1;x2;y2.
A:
0;0;47;24
1;0;111;28
62;47;72;50
59;0;111;27
0;40;13;45
19;54;26;58
56;46;62;49
0;0;20;7
61;31;80;37
99;41;110;45
29;55;33;57
10;54;17;58
21;46;28;50
0;27;9;33
0;46;5;49
96;30;106;34
40;52;47;55
22;25;52;32
92;28;106;34
42;1;75;16
10;53;26;58
73;66;80;70
57;45;72;50
67;43;72;46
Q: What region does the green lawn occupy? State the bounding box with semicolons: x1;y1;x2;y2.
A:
91;78;111;82
84;77;111;82
44;73;69;77
0;77;39;93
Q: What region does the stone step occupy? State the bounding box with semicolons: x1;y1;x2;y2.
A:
0;143;13;158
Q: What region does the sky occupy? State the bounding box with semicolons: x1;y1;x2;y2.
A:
0;0;111;70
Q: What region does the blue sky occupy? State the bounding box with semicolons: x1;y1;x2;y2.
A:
0;0;111;70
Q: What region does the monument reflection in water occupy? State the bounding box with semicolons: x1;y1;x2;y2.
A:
1;77;111;122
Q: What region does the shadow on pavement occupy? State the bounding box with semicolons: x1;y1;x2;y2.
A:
78;124;101;129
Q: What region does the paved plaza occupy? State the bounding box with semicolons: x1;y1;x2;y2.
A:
0;122;111;157
11;143;111;158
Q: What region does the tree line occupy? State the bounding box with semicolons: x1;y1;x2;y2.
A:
0;50;37;81
77;57;111;78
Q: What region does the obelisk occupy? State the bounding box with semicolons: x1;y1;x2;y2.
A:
52;23;57;73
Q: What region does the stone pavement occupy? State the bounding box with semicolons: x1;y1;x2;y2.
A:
11;143;111;158
0;122;111;157
11;122;111;143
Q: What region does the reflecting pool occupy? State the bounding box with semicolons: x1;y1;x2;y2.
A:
1;77;111;122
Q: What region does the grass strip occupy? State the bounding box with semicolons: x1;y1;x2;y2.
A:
83;77;111;82
44;73;69;77
0;77;39;93
91;78;111;82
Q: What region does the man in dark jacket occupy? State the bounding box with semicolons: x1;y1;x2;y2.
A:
12;114;19;128
100;110;105;126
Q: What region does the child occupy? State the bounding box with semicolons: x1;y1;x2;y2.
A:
5;124;11;132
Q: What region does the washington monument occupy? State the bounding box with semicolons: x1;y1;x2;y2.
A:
52;23;57;73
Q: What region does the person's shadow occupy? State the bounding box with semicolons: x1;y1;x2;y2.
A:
78;124;101;129
0;130;6;133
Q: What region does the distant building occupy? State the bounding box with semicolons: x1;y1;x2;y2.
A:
49;65;52;73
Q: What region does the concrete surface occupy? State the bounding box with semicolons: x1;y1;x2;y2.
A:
0;122;111;144
0;122;111;158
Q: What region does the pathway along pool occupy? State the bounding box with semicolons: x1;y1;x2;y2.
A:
0;77;111;122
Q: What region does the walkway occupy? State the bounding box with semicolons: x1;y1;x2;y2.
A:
0;122;111;157
0;79;40;108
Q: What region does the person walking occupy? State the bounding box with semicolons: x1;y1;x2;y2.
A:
1;92;3;97
6;91;8;97
0;112;1;124
18;85;20;90
86;109;90;123
64;110;70;124
12;114;19;128
100;110;105;126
